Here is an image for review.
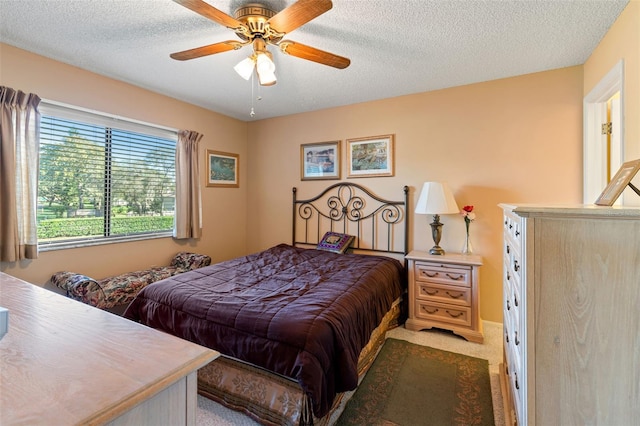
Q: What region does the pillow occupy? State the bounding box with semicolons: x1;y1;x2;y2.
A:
316;232;355;254
50;271;97;292
50;271;105;304
171;252;212;271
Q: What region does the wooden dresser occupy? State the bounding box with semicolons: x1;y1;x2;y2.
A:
0;272;219;426
499;204;640;426
405;251;484;343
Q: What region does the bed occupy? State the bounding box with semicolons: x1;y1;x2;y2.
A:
124;183;409;425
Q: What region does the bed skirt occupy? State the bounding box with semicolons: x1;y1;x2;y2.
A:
198;298;402;426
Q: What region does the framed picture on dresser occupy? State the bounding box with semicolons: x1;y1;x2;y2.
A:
595;159;640;206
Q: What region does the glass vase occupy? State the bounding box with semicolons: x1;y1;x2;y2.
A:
462;232;473;255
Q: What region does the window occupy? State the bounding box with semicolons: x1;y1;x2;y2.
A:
38;102;177;249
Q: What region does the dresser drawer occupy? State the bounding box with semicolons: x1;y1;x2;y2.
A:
416;282;471;306
415;300;471;327
503;210;523;251
414;262;471;287
507;363;523;425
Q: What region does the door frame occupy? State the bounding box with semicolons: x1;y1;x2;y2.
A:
583;60;624;204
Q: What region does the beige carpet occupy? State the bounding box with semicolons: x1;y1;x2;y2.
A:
196;321;505;426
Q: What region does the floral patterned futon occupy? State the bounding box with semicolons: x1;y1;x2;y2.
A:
50;252;211;310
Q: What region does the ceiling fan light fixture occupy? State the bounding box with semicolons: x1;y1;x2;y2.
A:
234;56;255;80
258;70;277;86
256;51;275;74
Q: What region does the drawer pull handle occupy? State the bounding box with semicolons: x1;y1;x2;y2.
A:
505;332;510;343
515;230;520;237
515;372;519;390
425;289;438;296
424;271;438;278
446;273;464;280
506;300;511;310
504;219;508;226
514;295;519;307
423;307;438;314
446;291;463;299
513;260;520;272
509;223;513;229
445;310;464;318
506;272;511;281
506;245;510;254
514;331;520;346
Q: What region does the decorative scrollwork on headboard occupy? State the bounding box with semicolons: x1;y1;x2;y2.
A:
292;183;409;255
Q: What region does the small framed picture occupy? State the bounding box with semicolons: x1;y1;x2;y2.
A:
300;141;341;180
206;150;239;188
595;159;640;205
346;134;394;178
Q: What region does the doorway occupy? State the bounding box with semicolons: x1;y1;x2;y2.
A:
583;60;624;204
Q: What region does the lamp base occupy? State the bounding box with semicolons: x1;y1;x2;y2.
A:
429;245;445;255
429;215;446;255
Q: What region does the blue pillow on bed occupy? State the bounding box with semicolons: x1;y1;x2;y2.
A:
316;232;355;254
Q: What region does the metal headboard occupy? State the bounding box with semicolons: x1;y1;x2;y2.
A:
292;183;409;255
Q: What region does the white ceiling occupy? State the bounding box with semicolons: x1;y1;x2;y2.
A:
0;0;629;121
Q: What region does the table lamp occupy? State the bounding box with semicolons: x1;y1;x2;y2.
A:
415;182;459;255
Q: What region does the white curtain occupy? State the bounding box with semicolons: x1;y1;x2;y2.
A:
0;86;41;261
173;130;203;239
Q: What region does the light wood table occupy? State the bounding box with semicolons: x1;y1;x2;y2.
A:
0;272;219;425
405;251;484;343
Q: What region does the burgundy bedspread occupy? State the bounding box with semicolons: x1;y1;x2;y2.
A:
124;244;404;417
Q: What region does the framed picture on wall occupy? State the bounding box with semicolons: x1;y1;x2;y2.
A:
346;134;395;178
300;141;341;180
594;159;640;205
206;150;239;188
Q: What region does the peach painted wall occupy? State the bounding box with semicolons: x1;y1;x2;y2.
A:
246;66;585;322
0;43;248;285
1;43;587;323
584;1;640;161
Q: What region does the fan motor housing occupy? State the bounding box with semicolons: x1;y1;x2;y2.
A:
234;3;276;38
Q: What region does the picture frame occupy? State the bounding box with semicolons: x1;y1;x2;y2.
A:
300;141;341;180
595;159;640;206
206;150;239;188
346;134;395;178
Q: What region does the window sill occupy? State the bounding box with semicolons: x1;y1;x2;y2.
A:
38;232;174;252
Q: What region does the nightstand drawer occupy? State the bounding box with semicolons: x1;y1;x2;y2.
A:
414;262;471;287
416;282;471;306
415;300;471;327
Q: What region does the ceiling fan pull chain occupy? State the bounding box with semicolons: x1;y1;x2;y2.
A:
250;72;256;118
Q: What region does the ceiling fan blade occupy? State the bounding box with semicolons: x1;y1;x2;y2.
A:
279;40;350;69
173;0;245;30
268;0;332;34
170;40;243;60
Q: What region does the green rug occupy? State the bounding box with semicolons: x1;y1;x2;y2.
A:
336;338;495;426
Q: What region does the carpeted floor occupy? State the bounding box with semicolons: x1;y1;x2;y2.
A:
196;321;505;426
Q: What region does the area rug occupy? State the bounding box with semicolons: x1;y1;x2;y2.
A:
336;338;495;426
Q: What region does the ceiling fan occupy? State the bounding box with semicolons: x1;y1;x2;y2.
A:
170;0;351;86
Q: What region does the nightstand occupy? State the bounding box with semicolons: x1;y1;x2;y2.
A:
405;250;484;343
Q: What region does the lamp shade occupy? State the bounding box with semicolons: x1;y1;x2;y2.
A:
256;52;275;74
415;182;459;215
234;57;255;80
258;71;276;86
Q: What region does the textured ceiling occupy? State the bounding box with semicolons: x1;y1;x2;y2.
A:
0;0;629;121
